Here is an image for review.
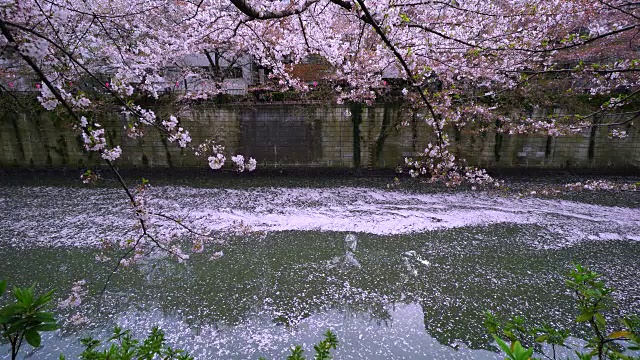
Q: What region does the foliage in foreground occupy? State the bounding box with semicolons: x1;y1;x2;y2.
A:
10;264;639;360
65;326;193;360
0;277;337;360
75;327;338;360
0;280;59;360
486;264;640;360
274;329;339;360
67;327;338;360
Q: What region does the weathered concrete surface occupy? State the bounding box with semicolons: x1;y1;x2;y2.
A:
1;103;638;171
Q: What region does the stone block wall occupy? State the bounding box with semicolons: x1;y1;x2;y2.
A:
0;102;638;171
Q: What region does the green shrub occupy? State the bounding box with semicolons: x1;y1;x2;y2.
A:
0;280;59;360
282;330;338;360
486;264;640;360
69;326;193;360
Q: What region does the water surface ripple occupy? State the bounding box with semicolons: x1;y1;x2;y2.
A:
0;185;639;359
1;186;638;248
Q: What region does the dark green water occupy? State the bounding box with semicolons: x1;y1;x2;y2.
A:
0;178;639;359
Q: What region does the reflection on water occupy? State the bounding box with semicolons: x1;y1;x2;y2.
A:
328;234;361;269
0;228;639;359
0;183;639;359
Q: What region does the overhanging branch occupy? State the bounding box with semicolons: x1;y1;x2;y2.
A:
229;0;320;19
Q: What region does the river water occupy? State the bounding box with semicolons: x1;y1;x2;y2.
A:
0;175;639;359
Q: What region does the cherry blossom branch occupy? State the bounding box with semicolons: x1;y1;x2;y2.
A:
0;19;80;123
98;234;143;299
353;0;443;144
407;23;480;49
1;16;214;295
40;0;167;19
2;18;152;288
34;0;64;46
406;22;638;56
149;212;212;238
520;68;640;74
599;111;640;126
297;14;312;50
3;20;199;148
598;0;640;21
507;24;638;54
229;0;320;20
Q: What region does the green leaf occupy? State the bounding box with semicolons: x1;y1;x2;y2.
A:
493;334;513;355
34;312;56;323
512;341;533;359
25;329;42;347
608;331;631;339
33;289;55;308
34;323;59;332
0;280;6;297
576;312;594;322
13;286;26;303
575;351;592;360
594;313;606;329
287;345;305;360
504;330;517;341
535;335;548;342
7;318;28;332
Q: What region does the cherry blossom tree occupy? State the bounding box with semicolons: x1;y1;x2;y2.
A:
1;0;638;265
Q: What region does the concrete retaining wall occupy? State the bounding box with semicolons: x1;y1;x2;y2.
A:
1;102;638;171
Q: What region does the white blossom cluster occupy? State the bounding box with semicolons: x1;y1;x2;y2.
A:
37;84;92;111
80;169;97;184
192;236;205;253
132;182;149;222
404;137;501;187
565;180;637;191
78;120;123;161
101;146;122;161
81;126;106;152
195;140;256;172
247;157;257;172
208;153;226;170
136;107;156;125
196;140;226;170
18;37;49;61
110;81;135;97
231;155;257;172
231;155;245;172
36;85;59;111
498;117;592;137
59;280;87;308
609;129;628;139
124;123;145;139
168;128;192;148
